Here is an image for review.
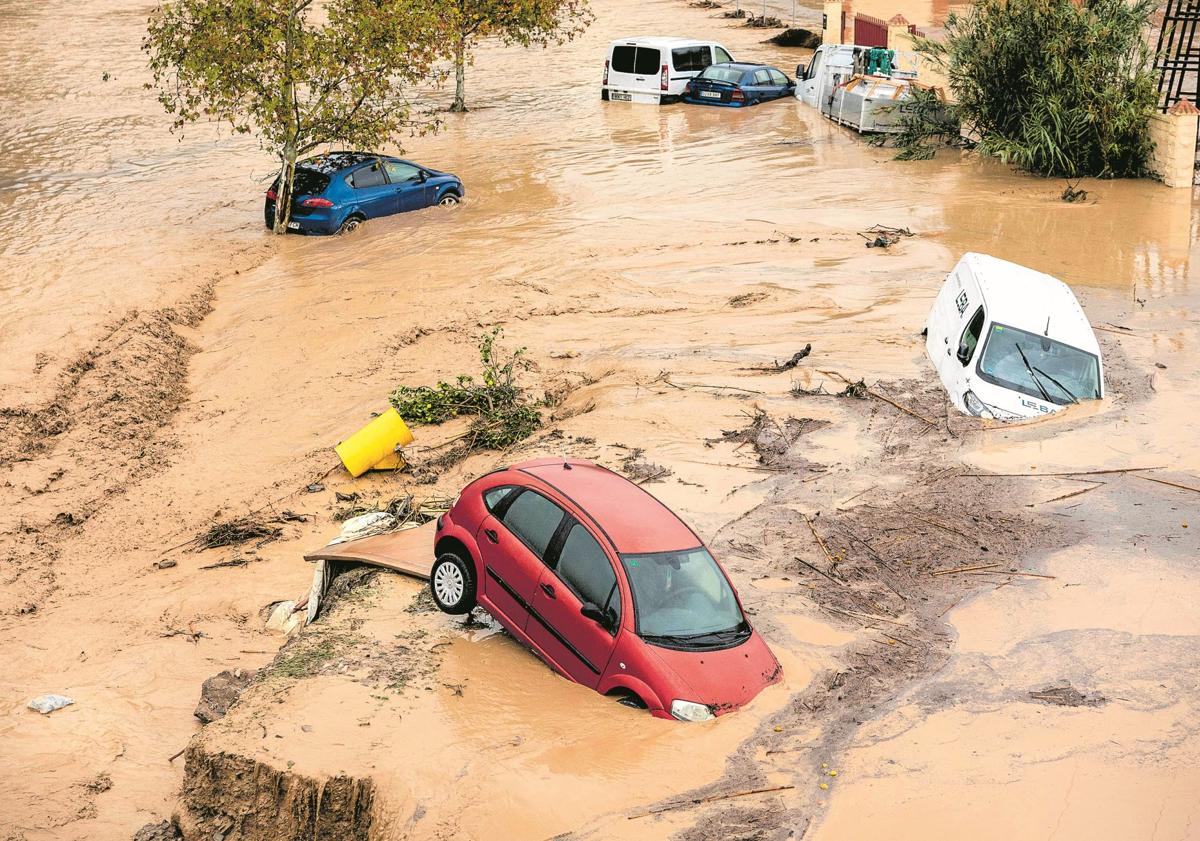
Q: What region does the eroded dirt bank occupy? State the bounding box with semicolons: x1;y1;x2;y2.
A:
2;0;1199;837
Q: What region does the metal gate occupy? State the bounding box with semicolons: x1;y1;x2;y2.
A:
1154;0;1200;111
853;13;889;48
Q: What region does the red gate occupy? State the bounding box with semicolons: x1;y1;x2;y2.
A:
853;13;889;47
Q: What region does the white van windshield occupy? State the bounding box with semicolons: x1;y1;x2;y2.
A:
977;322;1101;405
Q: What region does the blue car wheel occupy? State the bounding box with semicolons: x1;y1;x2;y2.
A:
437;192;461;207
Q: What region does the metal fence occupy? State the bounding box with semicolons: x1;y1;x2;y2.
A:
1154;0;1200;112
853;13;889;47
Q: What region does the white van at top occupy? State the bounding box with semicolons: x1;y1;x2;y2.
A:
603;38;735;104
925;253;1104;420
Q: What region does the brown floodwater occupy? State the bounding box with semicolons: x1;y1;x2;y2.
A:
2;0;1199;836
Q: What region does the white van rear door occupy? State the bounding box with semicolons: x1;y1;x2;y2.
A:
608;43;663;98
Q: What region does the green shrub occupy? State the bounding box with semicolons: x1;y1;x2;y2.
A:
917;0;1158;177
390;329;541;456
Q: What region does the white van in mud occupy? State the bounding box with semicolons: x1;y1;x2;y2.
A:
603;38;735;104
795;44;864;109
925;253;1104;420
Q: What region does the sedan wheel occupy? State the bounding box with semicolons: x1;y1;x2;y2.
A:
430;551;477;614
438;193;461;207
338;215;363;234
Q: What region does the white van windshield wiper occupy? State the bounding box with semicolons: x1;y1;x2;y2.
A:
1014;343;1052;403
1031;364;1079;404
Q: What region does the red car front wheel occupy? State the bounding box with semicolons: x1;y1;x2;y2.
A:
430;551;477;614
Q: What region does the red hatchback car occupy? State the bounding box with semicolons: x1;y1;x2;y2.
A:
431;458;782;720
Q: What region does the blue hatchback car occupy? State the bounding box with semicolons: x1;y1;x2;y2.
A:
682;62;795;107
264;152;465;234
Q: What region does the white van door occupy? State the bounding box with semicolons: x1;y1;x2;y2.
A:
797;46;828;106
608;43;665;102
926;266;986;410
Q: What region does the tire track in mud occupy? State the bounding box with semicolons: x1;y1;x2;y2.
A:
0;247;272;616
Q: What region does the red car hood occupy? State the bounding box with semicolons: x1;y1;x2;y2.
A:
646;630;781;714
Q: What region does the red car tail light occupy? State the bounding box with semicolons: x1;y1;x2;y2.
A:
731;89;745;102
301;197;334;208
603;59;609;85
660;64;668;91
266;188;277;200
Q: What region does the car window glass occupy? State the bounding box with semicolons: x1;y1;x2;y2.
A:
714;46;733;63
672;46;711;72
483;485;517;514
500;491;564;559
753;69;772;84
621;548;743;636
701;66;744;84
290;169;330;196
349;163;386;189
769;68;788;85
384;160;422;183
556;524;621;620
808;51;823;80
634;46;661;76
958;306;985;366
611;45;636;73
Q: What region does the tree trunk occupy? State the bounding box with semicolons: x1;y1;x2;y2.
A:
272;144;297;235
450;35;467;112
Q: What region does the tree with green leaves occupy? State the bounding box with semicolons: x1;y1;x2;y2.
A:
144;0;444;233
442;0;593;112
914;0;1157;178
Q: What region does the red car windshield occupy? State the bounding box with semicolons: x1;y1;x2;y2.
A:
621;548;747;646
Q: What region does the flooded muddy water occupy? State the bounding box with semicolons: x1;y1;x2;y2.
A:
2;0;1199;837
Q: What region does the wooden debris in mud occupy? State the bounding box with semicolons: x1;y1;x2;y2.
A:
194;514;283;550
1028;682;1105;707
627;784;796;819
859;224;915;249
930;562;1000;576
1138;474;1200;496
198;558;249;570
813;370;939;427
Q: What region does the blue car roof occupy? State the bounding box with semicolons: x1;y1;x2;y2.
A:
715;62;771;70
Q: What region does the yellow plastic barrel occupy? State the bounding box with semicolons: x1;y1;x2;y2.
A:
334;408;415;477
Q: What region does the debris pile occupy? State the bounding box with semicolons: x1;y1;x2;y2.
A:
768;27;821;47
859;224;915;249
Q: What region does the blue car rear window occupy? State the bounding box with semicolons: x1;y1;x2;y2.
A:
290;169;330;196
700;66;746;84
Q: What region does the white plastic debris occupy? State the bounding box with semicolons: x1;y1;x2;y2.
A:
329;512;396;545
28;694;74;714
265;600;297;633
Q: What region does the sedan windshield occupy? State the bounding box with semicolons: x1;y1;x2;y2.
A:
699;66;746;84
621;547;747;646
977;322;1101;405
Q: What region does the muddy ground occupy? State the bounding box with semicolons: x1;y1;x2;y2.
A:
2;0;1199;838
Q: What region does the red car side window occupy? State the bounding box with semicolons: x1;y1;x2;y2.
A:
499;490;565;560
555;524;622;624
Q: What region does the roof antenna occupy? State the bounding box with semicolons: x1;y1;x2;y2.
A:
1044;316;1051;337
563;461;572;470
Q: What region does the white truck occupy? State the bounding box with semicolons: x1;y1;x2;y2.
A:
794;44;926;133
924;253;1105;421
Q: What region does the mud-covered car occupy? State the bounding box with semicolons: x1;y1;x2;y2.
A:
430;458;782;720
264;152;464;234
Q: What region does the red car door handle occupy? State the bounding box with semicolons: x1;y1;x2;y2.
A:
539;582;556;599
485;529;499;544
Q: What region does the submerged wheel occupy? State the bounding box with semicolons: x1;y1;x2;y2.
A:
338;215;364;234
438;192;461;207
430;551;476;614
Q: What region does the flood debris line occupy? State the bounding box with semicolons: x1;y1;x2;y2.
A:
859;224;915;249
743;11;783;26
1028;682;1106;707
798;370;939;427
648;458;1062;839
193;513;284;550
627;784;796;819
618;447;674;484
709;407;828;470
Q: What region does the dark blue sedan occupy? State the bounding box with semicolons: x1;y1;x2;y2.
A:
264;152;465;234
682;62;795;107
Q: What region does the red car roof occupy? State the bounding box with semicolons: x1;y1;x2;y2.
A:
511;458;701;555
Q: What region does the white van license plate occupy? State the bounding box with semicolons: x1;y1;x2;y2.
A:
700;90;721;99
611;91;631;101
